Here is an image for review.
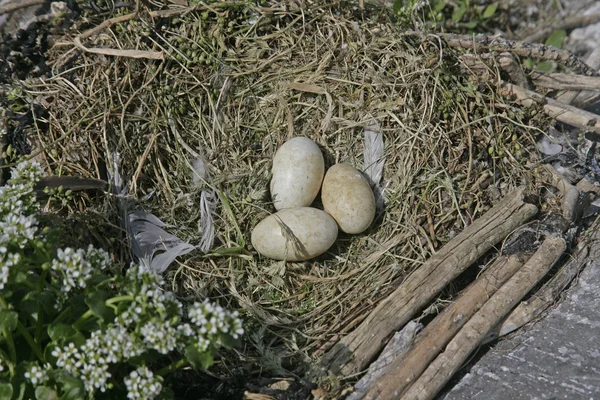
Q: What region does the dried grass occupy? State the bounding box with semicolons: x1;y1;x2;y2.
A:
17;0;552;378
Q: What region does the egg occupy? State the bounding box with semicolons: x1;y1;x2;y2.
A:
251;207;338;261
321;163;376;234
270;137;324;211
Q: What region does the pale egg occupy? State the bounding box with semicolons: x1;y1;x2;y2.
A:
251;207;338;261
321;163;376;234
270;137;324;210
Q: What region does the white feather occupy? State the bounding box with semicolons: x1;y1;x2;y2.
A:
190;157;217;253
363;121;385;212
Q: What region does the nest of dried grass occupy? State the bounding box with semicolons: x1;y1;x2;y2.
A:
14;0;552;379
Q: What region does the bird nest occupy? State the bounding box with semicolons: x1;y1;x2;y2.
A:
6;0;553;383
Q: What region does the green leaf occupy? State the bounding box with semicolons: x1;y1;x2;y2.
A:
483;2;498;18
59;387;84;400
56;373;84;399
185;345;213;369
535;61;554;73
0;310;18;332
451;4;467;22
392;0;404;12
48;323;76;342
217;333;239;350
84;291;114;322
460;20;479;29
433;0;446;13
35;386;58;400
545;29;566;48
0;383;13;400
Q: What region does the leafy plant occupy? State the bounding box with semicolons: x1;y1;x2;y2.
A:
393;0;500;32
0;160;243;399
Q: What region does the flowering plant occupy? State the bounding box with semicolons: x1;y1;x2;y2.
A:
0;161;243;399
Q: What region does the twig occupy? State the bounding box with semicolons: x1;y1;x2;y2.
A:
542;164;582;222
485;230;594;342
523;14;600;43
316;187;537;377
71;0;164;61
499;82;600;133
0;0;45;16
400;237;566;400
425;32;596;76
348;322;423;400
498;52;530;89
556;46;600;107
531;72;600;91
360;253;529;400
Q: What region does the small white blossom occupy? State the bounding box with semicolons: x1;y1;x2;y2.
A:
24;363;49;386
124;367;162;400
140;319;178;354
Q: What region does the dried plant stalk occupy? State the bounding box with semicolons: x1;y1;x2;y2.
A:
500;82;600;133
317;187;538;377
361;253;530;400
400;236;566;400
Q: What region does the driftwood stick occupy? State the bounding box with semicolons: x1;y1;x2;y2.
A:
532;71;600;91
432;32;595;76
360;253;530;400
486;216;600;342
316;187;537;377
542;164;582;223
0;0;45;16
522;14;600;44
400;236;567;400
348;322;423;400
556;46;600;107
499;82;600;133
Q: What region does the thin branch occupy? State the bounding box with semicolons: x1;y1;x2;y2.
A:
423;32;596;76
0;0;45;16
499;82;600;133
523;13;600;43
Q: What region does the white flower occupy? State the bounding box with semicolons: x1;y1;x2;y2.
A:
124;366;163;400
24;363;49;386
140;319;178;354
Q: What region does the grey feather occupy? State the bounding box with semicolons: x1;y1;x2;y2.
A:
363;120;385;213
191;157;217;253
110;152;195;274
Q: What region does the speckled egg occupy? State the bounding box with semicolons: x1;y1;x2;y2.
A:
251;207;338;261
321;163;376;234
270;137;324;211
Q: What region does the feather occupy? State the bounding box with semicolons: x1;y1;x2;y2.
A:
109;151;195;274
190;157;217;253
363;120;386;213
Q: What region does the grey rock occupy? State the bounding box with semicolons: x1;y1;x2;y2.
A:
440;258;600;400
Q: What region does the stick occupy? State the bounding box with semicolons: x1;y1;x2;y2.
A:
486;216;600;342
71;0;164;61
0;0;45;16
556;46;600;107
316;187;537;377
531;72;600;91
499;82;600;133
431;32;596;76
400;236;567;400
348;322;423;400
360;253;529;400
522;14;600;44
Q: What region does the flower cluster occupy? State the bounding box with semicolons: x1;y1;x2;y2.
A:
124;367;163;400
52;325;145;394
1;161;245;400
24;363;50;386
51;246;110;292
0;251;19;290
